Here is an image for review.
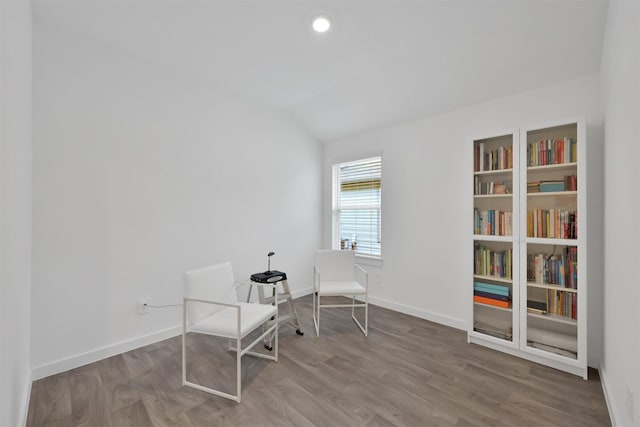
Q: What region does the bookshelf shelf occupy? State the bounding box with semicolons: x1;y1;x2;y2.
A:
474;168;513;176
526;191;577;198
526;237;578;246
527;312;577;326
473;235;513;242
474;274;512;284
527;282;578;293
527;162;577;172
474;194;512;199
474;302;512;312
470;119;587;379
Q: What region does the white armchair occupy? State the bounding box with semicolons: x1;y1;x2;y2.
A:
182;261;278;403
313;249;368;336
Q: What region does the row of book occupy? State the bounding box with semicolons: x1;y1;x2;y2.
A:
526;209;577;239
474;178;513;195
529;291;577;319
526;247;578;288
527;137;577;167
473;282;511;309
527;175;577;193
474;143;513;172
474;209;513;236
474;245;512;279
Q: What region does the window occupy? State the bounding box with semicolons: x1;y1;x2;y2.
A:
332;156;382;258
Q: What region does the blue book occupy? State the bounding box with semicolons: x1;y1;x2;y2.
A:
474;282;510;296
540;182;565;192
474;281;510;293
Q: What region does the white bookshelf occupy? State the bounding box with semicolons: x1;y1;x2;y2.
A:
470;131;519;348
469;119;588;379
519;119;587;379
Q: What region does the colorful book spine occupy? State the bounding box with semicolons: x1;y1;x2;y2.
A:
473;295;510;309
474;290;510;302
473;282;510;295
527;209;577;239
527;137;576;167
474;245;512;279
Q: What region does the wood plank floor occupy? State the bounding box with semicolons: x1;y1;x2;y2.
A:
27;295;611;426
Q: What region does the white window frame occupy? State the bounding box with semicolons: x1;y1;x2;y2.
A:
331;156;382;260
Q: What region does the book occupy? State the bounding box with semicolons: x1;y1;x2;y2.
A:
539;181;565;192
527;181;540;193
474;288;510;300
474;290;510;302
474;295;510;308
473;281;510;295
527;299;547;312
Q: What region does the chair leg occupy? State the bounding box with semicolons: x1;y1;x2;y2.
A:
364;294;368;336
182;333;186;386
351;295;368;337
182;305;187;386
312;292;320;337
236;337;242;403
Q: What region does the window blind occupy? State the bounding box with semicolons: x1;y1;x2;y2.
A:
332;156;382;257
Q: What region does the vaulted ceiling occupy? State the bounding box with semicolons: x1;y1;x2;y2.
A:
32;0;609;141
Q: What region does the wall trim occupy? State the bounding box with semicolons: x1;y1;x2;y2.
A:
19;370;32;427
599;364;619;427
31;288;465;381
31;325;182;381
367;295;467;331
292;287;467;331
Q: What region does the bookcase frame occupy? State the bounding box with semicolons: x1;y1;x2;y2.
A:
468;118;588;379
470;130;520;350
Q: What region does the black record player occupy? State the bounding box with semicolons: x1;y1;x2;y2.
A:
250;251;286;283
250;270;286;283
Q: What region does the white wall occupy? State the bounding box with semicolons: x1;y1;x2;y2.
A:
600;1;640;426
31;23;321;377
323;74;604;367
0;1;33;426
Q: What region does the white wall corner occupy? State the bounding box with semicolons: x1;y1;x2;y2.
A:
599;364;619;427
19;370;32;427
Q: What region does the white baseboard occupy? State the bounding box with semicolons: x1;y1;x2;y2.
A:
367;295;467;331
31;289;465;381
599;364;619;427
290;286;314;299
290;287;467;331
20;369;32;427
31;325;182;381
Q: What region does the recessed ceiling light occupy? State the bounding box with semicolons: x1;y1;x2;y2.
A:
312;15;332;33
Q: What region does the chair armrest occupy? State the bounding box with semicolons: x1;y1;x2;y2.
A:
355;264;368;290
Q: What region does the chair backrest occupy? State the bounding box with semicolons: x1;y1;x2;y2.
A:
315;249;356;281
183;261;238;324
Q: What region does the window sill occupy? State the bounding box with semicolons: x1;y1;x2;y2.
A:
355;254;383;268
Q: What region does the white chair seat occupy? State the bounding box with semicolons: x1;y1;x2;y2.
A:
318;280;366;296
190;303;277;339
182;261;278;403
313;249;368;336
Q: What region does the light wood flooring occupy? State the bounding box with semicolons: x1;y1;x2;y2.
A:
27;295;611;426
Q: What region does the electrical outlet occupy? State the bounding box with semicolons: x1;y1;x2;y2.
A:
627;384;634;421
137;298;150;315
